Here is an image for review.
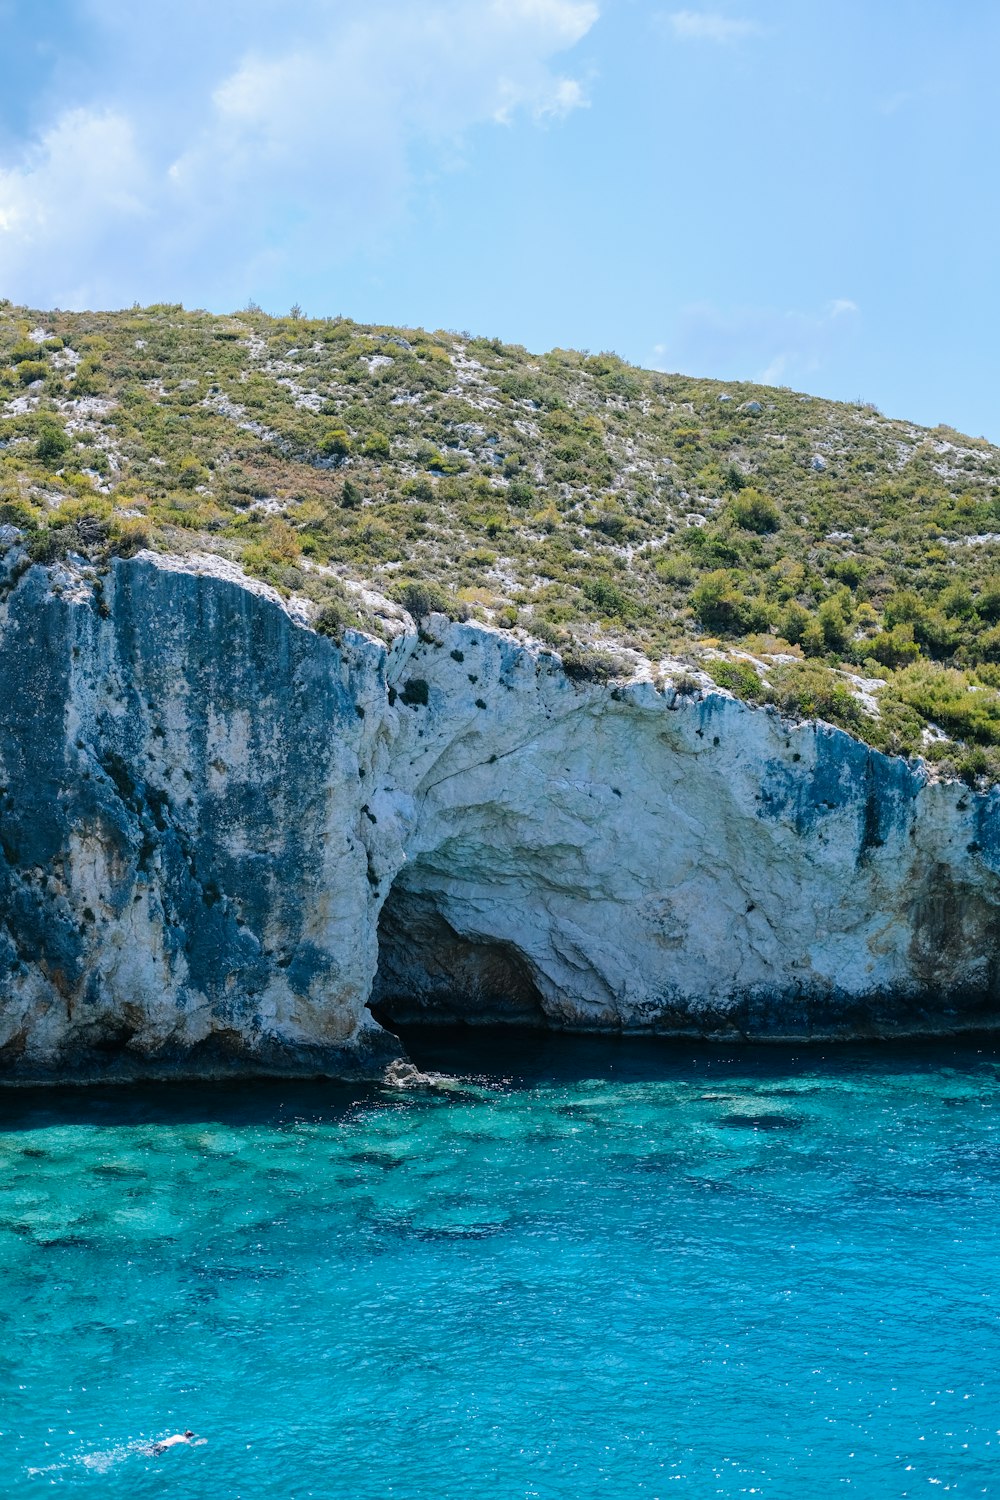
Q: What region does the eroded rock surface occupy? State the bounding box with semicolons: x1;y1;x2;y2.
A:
2;550;1000;1080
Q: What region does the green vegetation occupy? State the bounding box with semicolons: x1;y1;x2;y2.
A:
2;302;1000;778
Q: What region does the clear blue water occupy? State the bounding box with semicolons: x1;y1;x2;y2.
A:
2;1031;999;1499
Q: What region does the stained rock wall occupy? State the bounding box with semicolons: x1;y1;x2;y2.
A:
1;550;999;1080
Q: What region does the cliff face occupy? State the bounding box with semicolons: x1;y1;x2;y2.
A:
2;550;1000;1081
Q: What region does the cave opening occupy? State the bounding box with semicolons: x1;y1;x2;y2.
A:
369;878;548;1030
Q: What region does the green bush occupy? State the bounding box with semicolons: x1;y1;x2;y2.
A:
28;526;76;564
582;577;629;618
884;663;1000;746
363;431;391;459
314;597;360;641
176;455;209;489
16;360;47;386
817;592;853;652
561;647;621;683
109;517;152;557
398;580;449;619
779;599;812;645
423;450;467;476
692;570;754;634
726;488;780;533
870;623;921;668
708;659;765;701
35;424;70;463
769;664;864;731
319;428;352;461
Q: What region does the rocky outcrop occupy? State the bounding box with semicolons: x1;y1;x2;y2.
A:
2;548;1000;1082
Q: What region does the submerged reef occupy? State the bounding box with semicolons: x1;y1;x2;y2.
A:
2;550;1000;1081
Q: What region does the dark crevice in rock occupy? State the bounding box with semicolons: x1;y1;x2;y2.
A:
370;878;547;1029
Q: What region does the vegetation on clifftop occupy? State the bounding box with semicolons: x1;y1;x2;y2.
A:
3;299;1000;781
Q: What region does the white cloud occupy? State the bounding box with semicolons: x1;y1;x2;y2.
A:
653;299;861;386
0;0;598;308
0;109;151;307
665;11;760;43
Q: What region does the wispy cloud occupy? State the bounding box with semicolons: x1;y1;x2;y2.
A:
652;299;860;386
0;0;599;309
878;80;949;117
664;10;760;43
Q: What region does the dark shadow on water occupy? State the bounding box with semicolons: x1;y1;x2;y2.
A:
397;1022;1000;1091
0;1026;997;1129
0;1076;376;1133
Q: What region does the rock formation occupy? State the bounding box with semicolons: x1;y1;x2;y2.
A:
1;548;999;1081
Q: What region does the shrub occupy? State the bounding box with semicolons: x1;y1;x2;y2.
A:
0;496;40;529
176;455;209;489
561;647;621;683
399;678;430;707
976;581;1000;622
800;618;828;658
423;450;467;476
769;664;864;730
778;600;812;645
708;660;765;701
69;361;106;396
870;623;921;669
588;508;635;541
830;557;867;589
314;597;359;641
913;609;958;657
727;488;780;533
884;663;1000;746
258;518;301;563
691;570;753;634
883;589;924;627
319;428;352;461
109;517;152;556
398;580;449;619
28;526;76;564
939;582;974;618
35;424;69;463
816;592;853;652
973;623;1000;663
582;577;629;618
16;360;47;386
363;431;391;459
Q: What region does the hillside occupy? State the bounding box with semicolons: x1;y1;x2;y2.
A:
3;299;1000;782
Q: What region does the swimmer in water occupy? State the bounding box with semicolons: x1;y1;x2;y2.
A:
144;1431;196;1455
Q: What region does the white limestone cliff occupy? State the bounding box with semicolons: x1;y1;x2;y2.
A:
1;548;998;1082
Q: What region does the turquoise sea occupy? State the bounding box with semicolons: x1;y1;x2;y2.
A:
1;1031;998;1499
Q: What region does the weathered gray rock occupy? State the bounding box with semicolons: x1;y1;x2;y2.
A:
2;549;999;1082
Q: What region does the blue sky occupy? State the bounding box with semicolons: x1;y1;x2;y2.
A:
0;0;996;439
